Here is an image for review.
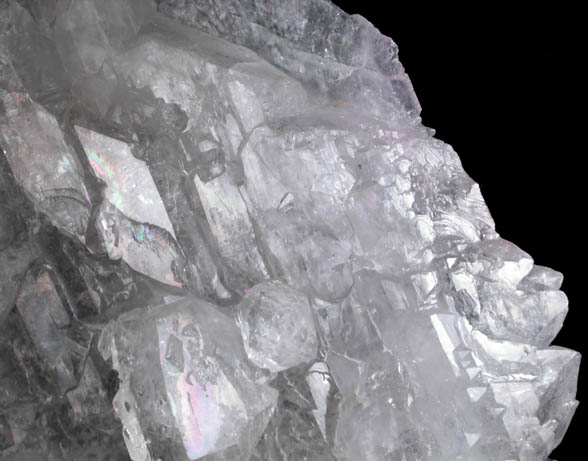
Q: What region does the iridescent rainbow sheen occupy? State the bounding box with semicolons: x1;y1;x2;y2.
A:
76;125;176;239
86;147;121;207
157;314;242;459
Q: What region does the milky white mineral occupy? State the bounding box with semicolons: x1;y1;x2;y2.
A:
0;0;579;460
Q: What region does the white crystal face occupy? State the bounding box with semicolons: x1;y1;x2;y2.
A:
237;281;318;373
0;92;91;242
0;0;579;460
108;299;277;460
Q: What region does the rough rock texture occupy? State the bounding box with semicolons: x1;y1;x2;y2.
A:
0;0;579;460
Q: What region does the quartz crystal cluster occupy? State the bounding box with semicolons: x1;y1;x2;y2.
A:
0;0;579;460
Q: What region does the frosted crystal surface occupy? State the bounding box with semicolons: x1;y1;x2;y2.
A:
0;92;91;243
104;298;277;460
0;0;579;460
237;281;318;372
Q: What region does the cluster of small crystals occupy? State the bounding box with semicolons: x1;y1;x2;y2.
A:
0;0;579;460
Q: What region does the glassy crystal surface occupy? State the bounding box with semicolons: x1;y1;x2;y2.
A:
237;280;318;373
0;0;579;460
103;297;277;460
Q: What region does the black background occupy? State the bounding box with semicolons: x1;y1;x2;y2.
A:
333;2;583;458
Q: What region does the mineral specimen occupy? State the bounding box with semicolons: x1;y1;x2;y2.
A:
237;280;318;373
0;0;579;460
103;297;278;460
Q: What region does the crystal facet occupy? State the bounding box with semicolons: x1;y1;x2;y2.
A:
0;0;579;460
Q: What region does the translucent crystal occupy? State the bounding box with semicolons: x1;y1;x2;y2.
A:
76;126;189;287
15;267;77;394
75;125;176;238
94;198;187;288
0;91;91;242
237;280;318;373
104;297;278;460
0;0;579;459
